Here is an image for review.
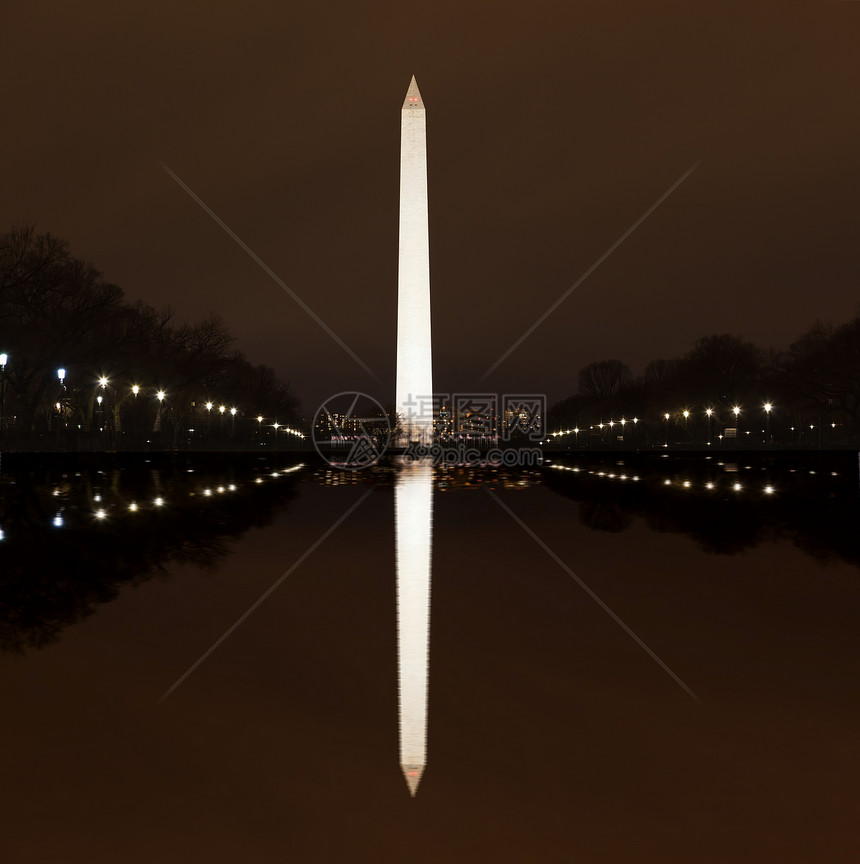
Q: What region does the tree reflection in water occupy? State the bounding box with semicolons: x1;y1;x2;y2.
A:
544;453;860;565
0;456;304;654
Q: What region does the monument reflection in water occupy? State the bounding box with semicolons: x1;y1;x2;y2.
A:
395;461;433;797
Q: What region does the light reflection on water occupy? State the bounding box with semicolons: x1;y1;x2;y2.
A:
395;461;433;796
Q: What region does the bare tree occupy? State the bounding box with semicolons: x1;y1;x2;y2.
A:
578;359;632;400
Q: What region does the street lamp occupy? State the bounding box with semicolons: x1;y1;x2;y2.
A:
664;412;670;448
132;384;140;396
705;408;713;446
764;402;773;445
0;352;7;430
55;368;66;438
230;406;237;439
732;406;741;448
156;390;165;402
97;377;109;436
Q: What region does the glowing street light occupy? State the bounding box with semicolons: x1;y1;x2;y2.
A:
156;390;165;402
0;352;7;429
57;368;66;383
219;405;225;414
763;402;773;445
98;376;108;388
132;384;140;396
206;402;213;411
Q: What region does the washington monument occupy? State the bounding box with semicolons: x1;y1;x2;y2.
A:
395;76;433;443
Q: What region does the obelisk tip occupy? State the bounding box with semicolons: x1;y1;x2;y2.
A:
402;76;424;110
402;764;424;797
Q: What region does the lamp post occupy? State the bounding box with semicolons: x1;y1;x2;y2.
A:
705;408;713;447
98;376;108;437
257;415;263;447
204;401;212;447
152;390;165;439
732;406;741;448
230;407;237;441
0;352;7;431
764;402;772;446
55;368;66;441
682;409;690;445
664;413;670;448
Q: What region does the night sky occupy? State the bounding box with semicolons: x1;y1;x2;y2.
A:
3;1;858;411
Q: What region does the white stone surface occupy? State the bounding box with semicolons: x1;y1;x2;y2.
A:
395;76;433;444
395;463;433;796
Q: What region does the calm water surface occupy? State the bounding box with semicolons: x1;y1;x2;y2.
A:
1;453;858;863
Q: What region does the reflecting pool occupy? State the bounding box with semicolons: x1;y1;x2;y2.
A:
1;452;858;862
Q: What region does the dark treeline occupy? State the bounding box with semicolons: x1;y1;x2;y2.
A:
549;317;860;446
0;225;299;447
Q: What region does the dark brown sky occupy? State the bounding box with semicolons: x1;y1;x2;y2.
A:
2;1;858;411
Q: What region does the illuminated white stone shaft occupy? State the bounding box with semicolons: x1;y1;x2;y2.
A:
395;76;433;443
395;462;433;796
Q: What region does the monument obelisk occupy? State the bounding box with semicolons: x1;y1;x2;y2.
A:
395;76;433;444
